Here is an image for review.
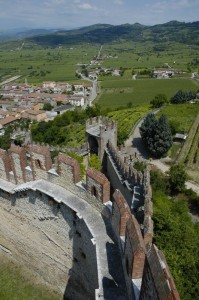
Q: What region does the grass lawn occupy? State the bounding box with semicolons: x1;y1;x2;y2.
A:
158;103;199;133
0;254;60;300
97;78;198;109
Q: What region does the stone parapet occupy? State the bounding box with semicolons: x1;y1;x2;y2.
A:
86;167;110;203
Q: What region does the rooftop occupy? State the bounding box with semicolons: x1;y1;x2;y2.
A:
0;116;20;125
54;104;74;112
86;124;100;137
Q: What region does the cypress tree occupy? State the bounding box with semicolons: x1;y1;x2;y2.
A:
140;113;172;158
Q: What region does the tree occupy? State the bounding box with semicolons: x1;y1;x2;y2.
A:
151;114;173;157
170;90;196;104
168;163;187;193
140;113;172;158
150;93;168;108
43;103;54;111
81;68;88;77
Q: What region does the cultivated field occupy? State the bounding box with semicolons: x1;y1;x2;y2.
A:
0;43;98;84
97;78;198;109
158;104;199;183
108;105;149;144
101;41;199;71
159;103;199;133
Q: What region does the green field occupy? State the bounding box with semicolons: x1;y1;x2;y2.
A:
0;44;98;84
0;255;60;300
158;103;199;133
157;104;199;182
101;41;199;71
97;78;198;109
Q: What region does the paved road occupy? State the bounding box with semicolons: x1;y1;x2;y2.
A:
124;118;149;159
0;75;22;86
124;114;199;195
88;79;97;105
97;45;103;59
81;78;97;108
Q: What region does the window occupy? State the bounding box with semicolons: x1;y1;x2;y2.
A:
35;159;42;169
91;186;98;198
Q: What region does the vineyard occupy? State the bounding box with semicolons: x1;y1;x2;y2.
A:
178;113;199;169
108;105;149;144
66;106;150;146
59;106;149;147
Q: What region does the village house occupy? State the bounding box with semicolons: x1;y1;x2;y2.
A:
0;116;20;128
69;96;85;107
152;68;180;78
42;81;56;89
0;109;9;119
72;82;85;91
54;103;74;115
21;109;47;122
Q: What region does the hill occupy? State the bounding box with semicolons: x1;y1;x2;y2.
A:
0;28;59;42
26;21;199;47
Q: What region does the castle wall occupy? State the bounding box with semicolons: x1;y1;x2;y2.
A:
112;189;131;238
86;168;110;203
28;145;52;180
0;149;10;181
98;122;117;161
57;153;80;184
86;117;117;162
140;245;180;300
0;186;98;299
0;138;180;300
8;145;28;184
106;152;133;207
111;190;135;300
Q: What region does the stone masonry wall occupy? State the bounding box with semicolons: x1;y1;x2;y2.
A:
0;141;180;300
0;187;98;300
8;145;28;184
112;189;131;238
57;153;80;184
28;145;52;180
86;167;110;203
140;245;180;300
0;149;10;181
125;216;146;280
106;152;133;207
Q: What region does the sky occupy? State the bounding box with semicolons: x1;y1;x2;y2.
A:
0;0;198;31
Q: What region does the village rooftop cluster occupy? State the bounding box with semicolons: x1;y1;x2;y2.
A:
0;80;93;135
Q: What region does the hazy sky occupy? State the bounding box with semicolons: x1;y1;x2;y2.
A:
0;0;198;30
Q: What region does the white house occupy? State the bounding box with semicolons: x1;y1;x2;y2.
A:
69;96;85;107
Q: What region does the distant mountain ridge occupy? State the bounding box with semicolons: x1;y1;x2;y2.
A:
26;21;199;46
0;21;198;45
0;28;59;42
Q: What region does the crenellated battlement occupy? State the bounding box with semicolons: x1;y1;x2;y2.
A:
86;116;117;132
0;117;180;299
86;116;117;161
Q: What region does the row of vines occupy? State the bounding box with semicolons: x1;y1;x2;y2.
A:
108;105;149;144
185;123;199;168
178;113;199;167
